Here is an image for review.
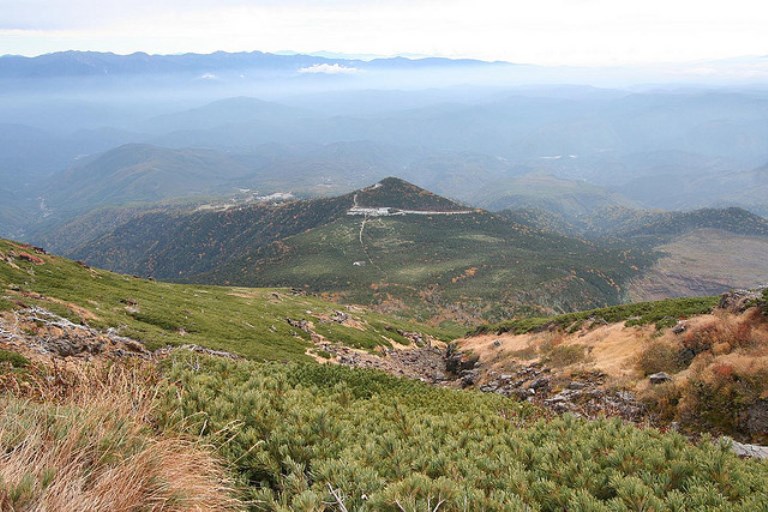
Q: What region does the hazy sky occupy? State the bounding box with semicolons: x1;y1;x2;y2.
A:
1;0;766;65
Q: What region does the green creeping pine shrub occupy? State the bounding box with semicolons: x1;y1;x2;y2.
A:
157;354;768;511
762;288;768;314
0;349;29;368
474;296;718;336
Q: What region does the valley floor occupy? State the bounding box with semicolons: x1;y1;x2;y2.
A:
628;229;768;301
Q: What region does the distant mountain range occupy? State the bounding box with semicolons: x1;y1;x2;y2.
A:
0;50;506;79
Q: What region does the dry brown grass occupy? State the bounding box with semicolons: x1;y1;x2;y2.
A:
543;344;590;368
636;340;684;376
681;307;768;357
635;309;768;441
0;361;241;511
458;322;654;379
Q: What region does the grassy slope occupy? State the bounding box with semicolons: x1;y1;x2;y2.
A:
0;239;456;361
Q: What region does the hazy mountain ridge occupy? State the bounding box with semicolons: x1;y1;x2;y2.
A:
499;204;768;240
617;207;768;239
0;50;504;80
4;86;768;241
471;173;636;216
42;144;254;216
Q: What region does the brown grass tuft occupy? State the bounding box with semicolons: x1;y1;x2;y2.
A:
0;360;240;511
544;344;590;368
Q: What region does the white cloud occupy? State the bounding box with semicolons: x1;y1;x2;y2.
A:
298;63;359;74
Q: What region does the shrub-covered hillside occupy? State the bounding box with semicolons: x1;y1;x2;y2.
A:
474;295;719;335
159;355;768;511
198;208;651;324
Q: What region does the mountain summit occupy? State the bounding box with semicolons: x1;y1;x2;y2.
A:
353;177;471;212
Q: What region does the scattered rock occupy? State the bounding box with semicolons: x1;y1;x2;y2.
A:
330;310;349;323
677;347;697;367
329;343;450;383
396;329;427;347
468;362;642;421
286;318;311;332
725;438;768;459
649;372;672;385
719;288;766;313
460;370;479;387
444;343;479;375
588;316;609;327
157;344;240;360
1;307;151;360
746;399;768;437
672;321;686;334
17;252;45;265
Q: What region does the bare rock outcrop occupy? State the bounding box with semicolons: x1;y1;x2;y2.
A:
719;287;767;313
1;307;150;359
